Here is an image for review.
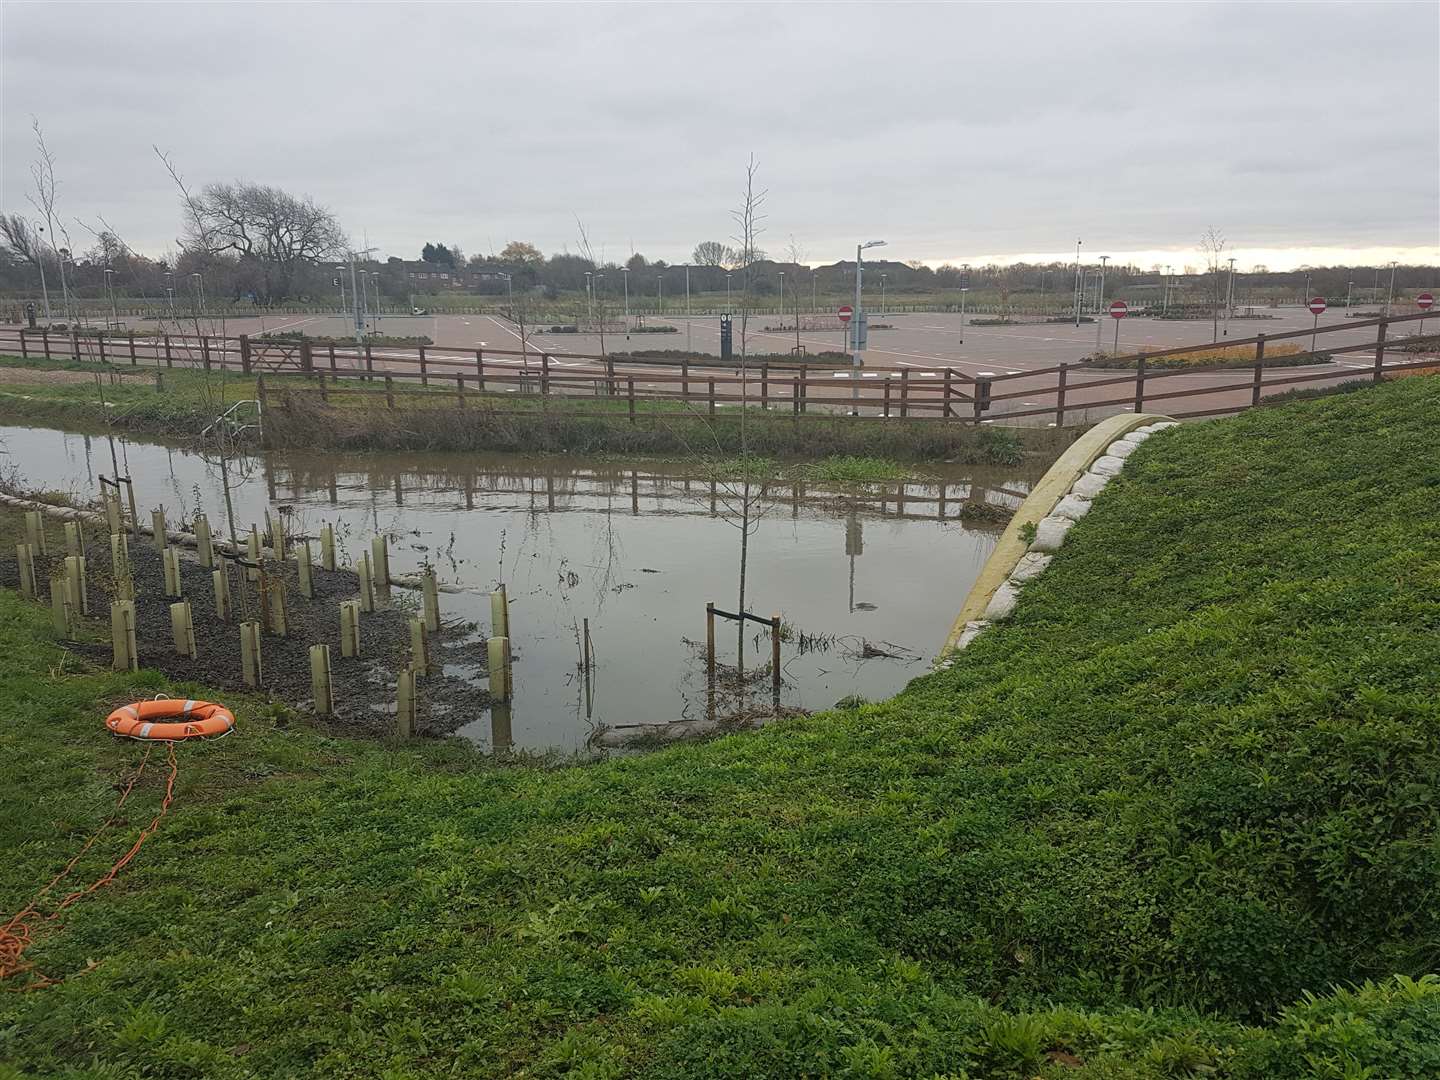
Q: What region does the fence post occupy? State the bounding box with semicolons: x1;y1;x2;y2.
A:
72;329;81;361
1251;334;1266;408
129;331;137;365
682;358;690;400
606;356;616;397
761;363;769;409
364;342;374;380
799;364;808;414
97;330;106;363
705;602;716;677
475;348;485;390
540;352;550;395
771;613;782;708
328;343;337;372
201;336;211;371
883;378;891;418
899;369;910;418
943;368;954;417
256;375;268;414
627;377;636;424
1373;319;1388;381
41;328;52;360
456;375;466;407
164;334;172;368
385;374;395;409
708;378;716;416
18;328;28;359
418;345;428;386
1134;357;1147;412
299;339;314;373
1056;362;1068;427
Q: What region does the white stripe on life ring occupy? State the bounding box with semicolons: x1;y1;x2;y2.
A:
139;722;154;737
182;699;196;716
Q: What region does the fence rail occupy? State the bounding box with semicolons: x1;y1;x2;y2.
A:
1;313;1435;429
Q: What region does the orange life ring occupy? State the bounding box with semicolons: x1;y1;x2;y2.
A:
106;699;235;741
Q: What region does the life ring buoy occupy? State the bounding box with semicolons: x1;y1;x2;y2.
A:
106;699;235;741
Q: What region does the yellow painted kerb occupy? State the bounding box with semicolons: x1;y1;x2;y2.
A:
939;413;1174;657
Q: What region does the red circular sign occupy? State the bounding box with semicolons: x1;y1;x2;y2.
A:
837;305;853;324
1307;297;1327;315
1418;292;1435;310
1109;300;1128;319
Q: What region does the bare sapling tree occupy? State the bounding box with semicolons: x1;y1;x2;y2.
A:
785;236;806;353
727;154;768;681
27;119;74;324
574;216;606;358
1200;227;1227;343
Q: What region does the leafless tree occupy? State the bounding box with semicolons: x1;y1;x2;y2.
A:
1200;227;1227;342
26;119;74;323
179;179;346;302
784;236;806;352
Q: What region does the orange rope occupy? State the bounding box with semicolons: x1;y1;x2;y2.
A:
1;742;179;990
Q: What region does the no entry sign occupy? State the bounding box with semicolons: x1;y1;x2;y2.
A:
837;305;853;324
1109;300;1128;319
1418;292;1435;310
1307;297;1328;315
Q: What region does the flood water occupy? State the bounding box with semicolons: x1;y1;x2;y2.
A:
1;424;1038;754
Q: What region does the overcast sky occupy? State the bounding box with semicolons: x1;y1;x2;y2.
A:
3;1;1437;271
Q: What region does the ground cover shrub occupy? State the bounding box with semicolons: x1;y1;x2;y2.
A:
1085;342;1332;369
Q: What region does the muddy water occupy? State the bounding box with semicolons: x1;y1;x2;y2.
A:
1;425;1039;754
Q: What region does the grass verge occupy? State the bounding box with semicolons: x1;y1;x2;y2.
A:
0;353;1067;464
1;376;1437;1075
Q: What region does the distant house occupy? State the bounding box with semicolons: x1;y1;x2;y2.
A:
400;260;459;287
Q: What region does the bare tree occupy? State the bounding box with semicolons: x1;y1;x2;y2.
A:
181;179;346;302
784;236;806;352
1200;227;1227;342
26;119;73;323
727;155;767;673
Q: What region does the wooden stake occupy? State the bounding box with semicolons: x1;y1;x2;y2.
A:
422;569;440;632
170;600;197;659
16;543;36;599
239;621;262;686
297;539;313;599
340;599;361;657
151;508;168;549
194;513;213;569
705;602;716;678
771;613;782;708
487;636;511;701
111;600;138;672
320;523;336;571
310;644;333;716
124;479;140;540
409;616;429;676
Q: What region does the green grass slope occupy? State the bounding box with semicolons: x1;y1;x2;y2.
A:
1;377;1438;1078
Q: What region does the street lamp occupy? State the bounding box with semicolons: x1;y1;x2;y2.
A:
621;267;630;327
1073;238;1083;327
358;269;371;334
103;268;118;329
960;263;970;344
1224;256;1236;336
1386;261;1397;315
1346;280;1354;309
657;274;664;317
190;272;206;318
851;239;886;413
335;264;346;317
880;272;887;315
684;264;692;350
1163;265;1171;314
1097;255;1109;316
584;271;594;325
726;272;732;310
164;270;175;316
778;269;785;322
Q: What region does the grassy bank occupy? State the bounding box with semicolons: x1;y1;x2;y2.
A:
0;353;1071;464
3;377;1438;1076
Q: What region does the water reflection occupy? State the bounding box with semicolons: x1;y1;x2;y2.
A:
3;425;1039;755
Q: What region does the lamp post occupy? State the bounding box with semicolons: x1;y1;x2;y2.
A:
1346;280;1353;309
1040;269;1049;312
190;272;206;320
1224;256;1236;336
584;271;593;325
371;271;383;325
880;272;887;315
1097;255;1109;316
684;264;692;350
960;263;969;344
812;270;818;314
358;270;371;334
1073;239;1083;327
621;267;630;327
726;272;732;310
1386;261;1397;315
851;239;886;413
778;270;785;322
103;268;119;329
657;274;663;317
164;271;175;317
335;264;346;316
1163;265;1171;314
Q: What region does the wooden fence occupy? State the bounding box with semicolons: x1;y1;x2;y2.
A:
2;313;1435;428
